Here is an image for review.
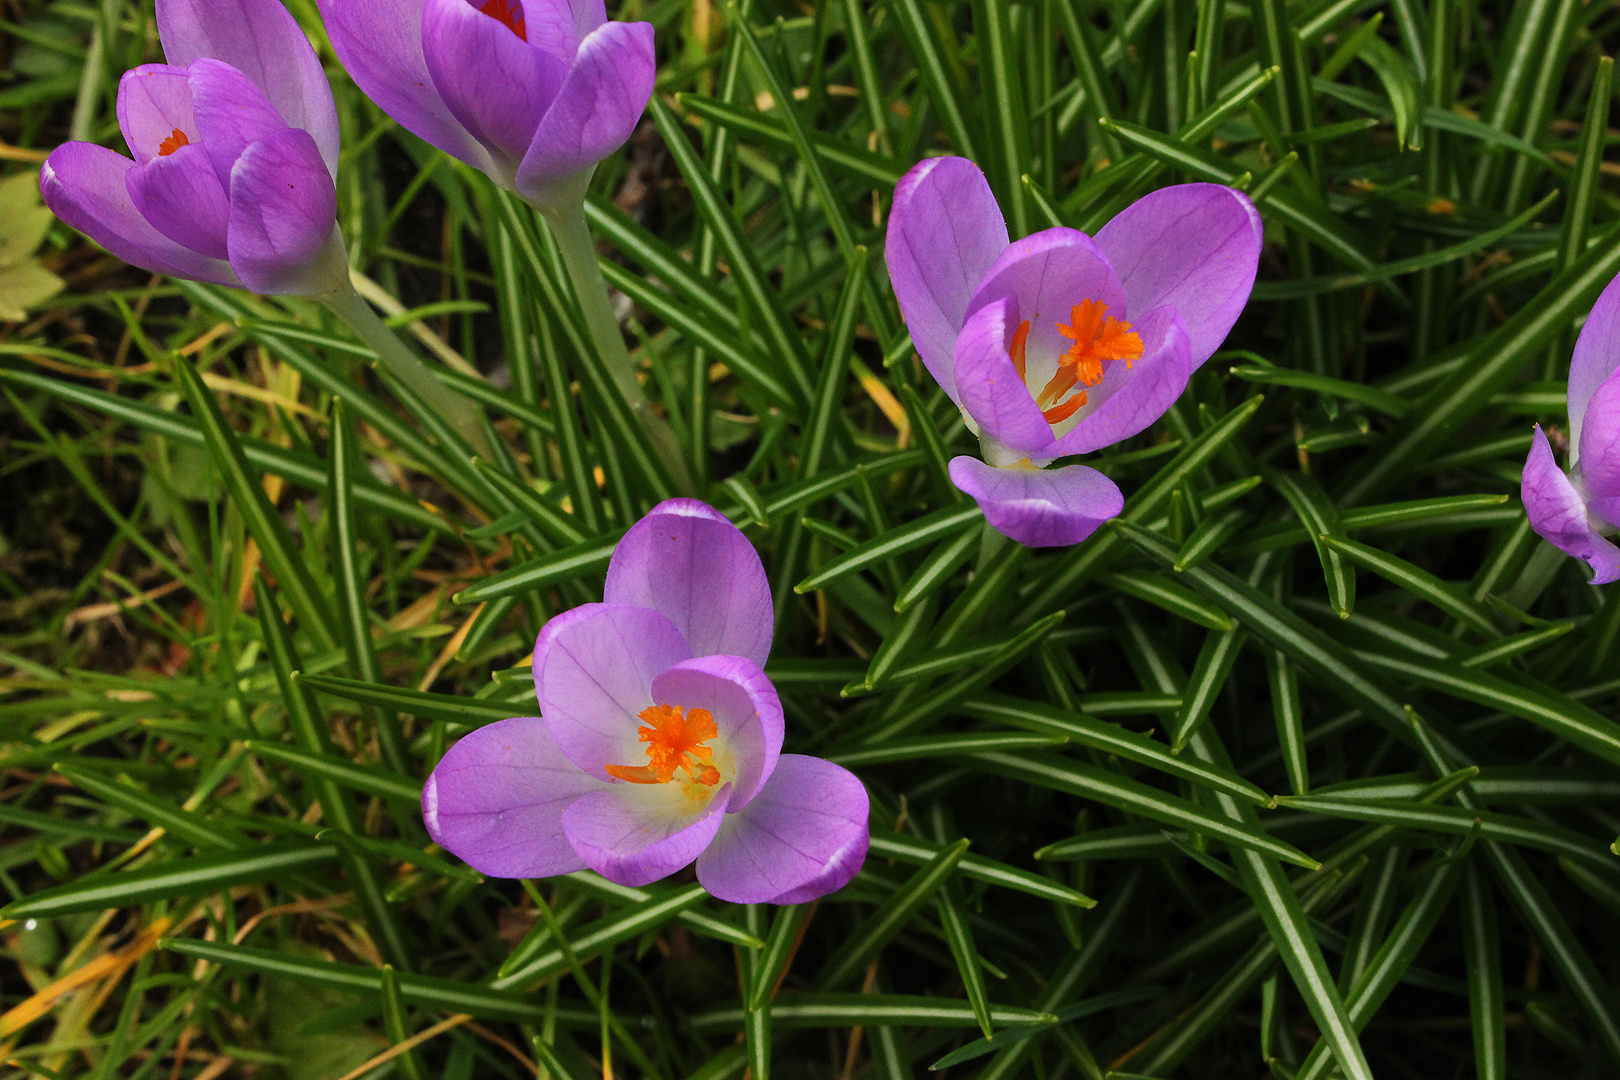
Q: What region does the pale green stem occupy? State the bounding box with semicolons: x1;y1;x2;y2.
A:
323;284;493;460
538;195;695;494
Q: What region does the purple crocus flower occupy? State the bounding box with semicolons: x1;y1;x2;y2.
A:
424;499;870;902
1522;272;1620;584
318;0;654;209
39;0;347;296
885;158;1262;547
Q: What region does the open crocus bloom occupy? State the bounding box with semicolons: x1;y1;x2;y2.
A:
319;0;654;209
40;0;346;296
1523;272;1620;584
424;500;870;903
886;158;1262;546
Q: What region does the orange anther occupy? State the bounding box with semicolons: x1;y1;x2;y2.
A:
1009;319;1031;381
158;129;190;157
1035;299;1142;423
1055;299;1141;386
479;0;527;39
605;704;722;787
1042;391;1088;425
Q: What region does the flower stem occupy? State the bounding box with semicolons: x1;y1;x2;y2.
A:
323;284;493;460
540;197;694;494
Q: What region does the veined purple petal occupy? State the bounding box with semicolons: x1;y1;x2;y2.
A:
534;603;692;781
649;656;782;811
1094;183;1262;368
189;58;289;191
953;295;1051;453
317;0;500;175
515;19;655;202
524;0;608;62
949;456;1123;548
41;142;241;287
1523;425;1620;585
604;499;773;667
1569;271;1620;450
562;784;730;887
885;157;1009;402
116;65;196;166
422;0;567;172
125;145;231;259
226;127;341;295
1045;306;1192;458
964;227;1129;394
423;715;605;878
696;755;869;904
156;0;340;175
1577;366;1620;502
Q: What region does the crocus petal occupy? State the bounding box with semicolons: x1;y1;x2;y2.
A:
41;142;241;287
226;127;341;295
515;20;655;202
1577;366;1620;501
949;457;1123;548
125;145;231;258
1523;425;1620;585
696;755;869;905
604;498;773;667
534;603;693;781
649;656;782;810
964;227;1129;391
189;58;290;191
524;0;608;62
885;157;1009;401
422;0;567;171
1045;306;1192;458
423;715;606;878
1570;271;1620;450
1094;183;1262;368
116;65;196;166
953;296;1052;453
156;0;340;174
317;0;500;175
562;784;730;887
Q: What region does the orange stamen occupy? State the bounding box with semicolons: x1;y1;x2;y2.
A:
1035;299;1143;422
605;704;722;786
158;129;189;157
479;0;527;39
1037;366;1078;408
1009;319;1031;380
1042;391;1088;425
1054;299;1141;388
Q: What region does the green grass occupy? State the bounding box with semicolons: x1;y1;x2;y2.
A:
3;0;1620;1077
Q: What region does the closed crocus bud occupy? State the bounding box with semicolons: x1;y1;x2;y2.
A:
319;0;655;210
886;158;1262;547
1522;272;1620;584
40;0;347;297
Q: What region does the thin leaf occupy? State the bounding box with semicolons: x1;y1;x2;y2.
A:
962;696;1270;807
817;839;970;989
973;752;1316;869
4;846;337;918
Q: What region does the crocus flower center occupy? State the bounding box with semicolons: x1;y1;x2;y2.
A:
605;703;722;788
157;129;190;157
478;0;527;40
1020;300;1143;426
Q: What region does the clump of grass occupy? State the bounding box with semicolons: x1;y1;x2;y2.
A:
3;1;1620;1078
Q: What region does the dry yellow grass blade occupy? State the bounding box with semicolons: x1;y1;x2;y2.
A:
64;578;187;628
389;584;450;632
851;358;909;447
417;602;484;692
331;1013;473;1080
0;917;171;1039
